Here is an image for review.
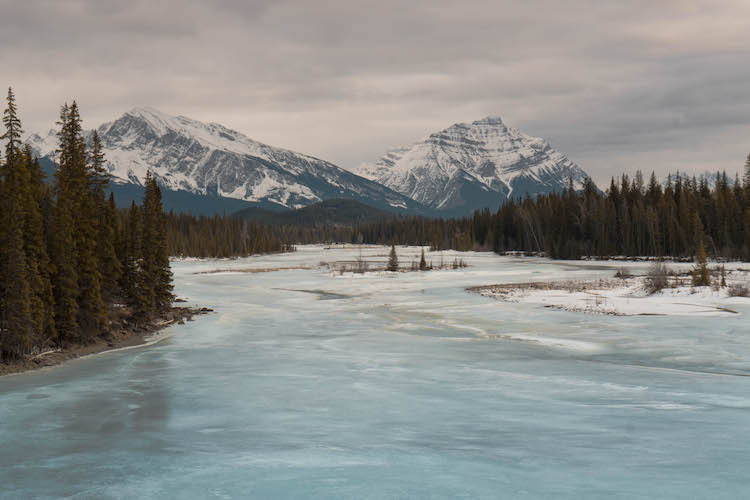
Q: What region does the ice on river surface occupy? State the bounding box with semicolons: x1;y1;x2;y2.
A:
1;245;750;499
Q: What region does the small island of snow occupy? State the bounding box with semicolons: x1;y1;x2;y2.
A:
470;267;750;317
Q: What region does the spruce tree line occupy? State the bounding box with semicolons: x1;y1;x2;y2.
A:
482;170;750;260
166;212;294;258
239;167;750;262
0;89;173;360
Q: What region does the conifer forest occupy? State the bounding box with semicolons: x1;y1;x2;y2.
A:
0;89;173;359
251;170;750;261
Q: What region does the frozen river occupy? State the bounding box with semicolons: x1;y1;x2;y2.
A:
2;245;750;499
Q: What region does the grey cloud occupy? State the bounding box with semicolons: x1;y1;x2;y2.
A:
3;0;750;185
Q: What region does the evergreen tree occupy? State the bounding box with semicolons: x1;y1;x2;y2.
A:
0;217;33;358
387;244;399;271
141;171;174;315
88;129;119;299
419;248;427;271
89;130;110;196
62;102;107;339
97;181;122;302
692;241;711;286
120;201;146;315
51;103;83;342
0;89;34;357
1;87;23;163
20;147;56;344
51;189;80;342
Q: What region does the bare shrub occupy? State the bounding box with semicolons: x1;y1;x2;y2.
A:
452;258;468;269
354;258;369;274
645;261;669;294
727;283;750;297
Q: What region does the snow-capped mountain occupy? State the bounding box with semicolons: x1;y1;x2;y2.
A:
352;116;591;214
27;107;426;213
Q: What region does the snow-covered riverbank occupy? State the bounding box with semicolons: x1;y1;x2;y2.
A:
471;269;750;316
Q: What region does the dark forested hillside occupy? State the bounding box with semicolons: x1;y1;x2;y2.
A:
234;198;394;226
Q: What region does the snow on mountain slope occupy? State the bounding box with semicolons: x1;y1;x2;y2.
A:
26;107;426;213
352;116;591;214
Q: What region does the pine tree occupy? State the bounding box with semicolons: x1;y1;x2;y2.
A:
0;218;33;358
1;88;23;163
121;201;147;317
64;102;107;340
89;129;120;301
387;244;399;271
692;241;710;287
20;147;56;344
419;248;427;271
0;89;34;357
743;153;750;191
89;130;109;197
141;171;174;314
51;191;80;342
96;183;122;302
51;104;83;342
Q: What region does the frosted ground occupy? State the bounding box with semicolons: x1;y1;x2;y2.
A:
473;267;750;317
1;245;749;499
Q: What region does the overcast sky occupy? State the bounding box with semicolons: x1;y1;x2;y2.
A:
3;0;750;184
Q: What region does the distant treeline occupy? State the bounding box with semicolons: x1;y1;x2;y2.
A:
479;170;750;259
264;217;478;251
166;212;295;258
0;89;172;360
236;168;750;261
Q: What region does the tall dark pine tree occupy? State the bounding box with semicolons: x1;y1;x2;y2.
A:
141;171;174;316
51;104;81;342
21;146;56;344
89;133;121;301
53;103;110;341
66;103;107;339
120;201;147;316
88;130;110;196
0;88;34;358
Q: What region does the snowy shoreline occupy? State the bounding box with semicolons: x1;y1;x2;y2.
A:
0;306;212;377
470;273;750;316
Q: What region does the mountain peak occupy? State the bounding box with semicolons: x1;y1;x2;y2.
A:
119;106;184;136
127;105;164;116
352;116;591;214
473;115;505;126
